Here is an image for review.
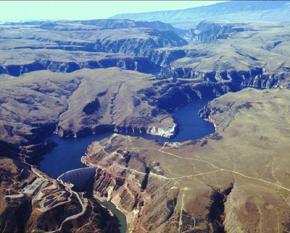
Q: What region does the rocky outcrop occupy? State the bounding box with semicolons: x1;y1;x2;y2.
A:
146;125;175;138
139;79;231;112
171;67;283;87
191;21;245;43
13;26;187;58
146;49;187;66
0;56;161;77
165;65;289;105
114;119;176;139
90;30;187;56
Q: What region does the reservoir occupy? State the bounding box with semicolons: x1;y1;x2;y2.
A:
38;99;214;233
164;99;215;142
39;132;112;179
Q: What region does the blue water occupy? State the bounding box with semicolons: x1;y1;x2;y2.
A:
38;99;214;233
39;132;112;178
39;99;214;178
165;99;215;142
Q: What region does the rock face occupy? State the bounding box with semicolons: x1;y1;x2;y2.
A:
0;55;161;77
171;68;285;89
0;68;177;159
145;48;187;66
82;88;290;233
0;19;188;79
92;29;187;56
146;124;175;138
0;157;119;233
191;21;245;43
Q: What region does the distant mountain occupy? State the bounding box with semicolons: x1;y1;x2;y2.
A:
73;19;178;31
111;1;290;28
7;19;178;31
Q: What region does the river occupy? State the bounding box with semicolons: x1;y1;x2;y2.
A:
38;99;214;233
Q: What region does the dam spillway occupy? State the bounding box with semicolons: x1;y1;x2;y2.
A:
58;167;96;191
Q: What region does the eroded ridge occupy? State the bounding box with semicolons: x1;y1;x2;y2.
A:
81;88;290;233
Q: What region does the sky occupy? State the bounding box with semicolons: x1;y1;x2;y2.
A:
0;1;219;22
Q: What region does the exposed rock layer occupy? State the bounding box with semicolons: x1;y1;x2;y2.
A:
82;88;290;233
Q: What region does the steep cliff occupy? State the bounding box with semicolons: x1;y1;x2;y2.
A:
0;50;161;77
191;21;245;43
0;20;188;78
82;88;290;233
0;21;187;57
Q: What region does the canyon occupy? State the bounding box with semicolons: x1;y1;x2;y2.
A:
0;10;290;233
81;88;290;233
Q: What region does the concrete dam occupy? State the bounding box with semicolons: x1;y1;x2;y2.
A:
58;167;96;191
